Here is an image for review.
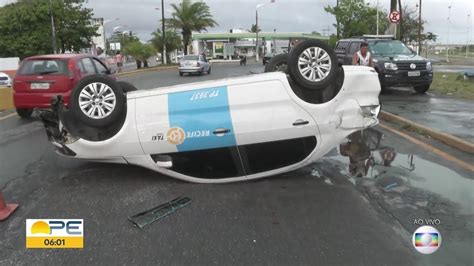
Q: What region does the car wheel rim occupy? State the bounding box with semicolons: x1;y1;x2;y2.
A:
78;82;116;119
297;47;332;82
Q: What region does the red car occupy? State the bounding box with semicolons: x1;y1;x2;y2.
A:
13;54;114;118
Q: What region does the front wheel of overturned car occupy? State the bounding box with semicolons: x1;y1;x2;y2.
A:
264;53;289;74
16;108;33;119
287;39;337;90
70;75;126;128
414;85;430;94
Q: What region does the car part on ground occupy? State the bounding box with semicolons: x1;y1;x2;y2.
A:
287;40;337;90
16;108;33;119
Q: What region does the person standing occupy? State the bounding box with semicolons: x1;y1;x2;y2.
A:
352;42;374;67
115;51;124;73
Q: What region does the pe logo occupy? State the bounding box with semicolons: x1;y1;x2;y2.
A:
412;225;441;254
26;219;83;248
167;127;185;145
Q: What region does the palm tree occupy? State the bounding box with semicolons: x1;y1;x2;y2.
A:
124;41;156;68
166;0;218;54
150;29;182;63
249;24;261;33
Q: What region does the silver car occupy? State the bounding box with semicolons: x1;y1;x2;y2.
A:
178;55;211;76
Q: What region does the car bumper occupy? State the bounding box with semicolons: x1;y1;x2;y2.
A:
13;91;71;109
380;70;433;86
178;67;202;73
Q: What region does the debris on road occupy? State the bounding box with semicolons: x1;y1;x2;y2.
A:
383;183;398;192
128;196;191;229
0;191;18;221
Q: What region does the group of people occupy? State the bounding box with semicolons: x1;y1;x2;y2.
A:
95;47;124;73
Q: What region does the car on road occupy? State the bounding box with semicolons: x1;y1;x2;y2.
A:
178;55;211;76
335;35;433;93
39;40;380;183
13;54;115;118
0;72;12;87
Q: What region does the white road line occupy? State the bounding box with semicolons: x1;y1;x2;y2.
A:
0;113;17;121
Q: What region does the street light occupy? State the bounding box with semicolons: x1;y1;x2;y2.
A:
446;5;451;62
155;1;167;64
255;1;274;62
467;14;471;58
48;0;56;53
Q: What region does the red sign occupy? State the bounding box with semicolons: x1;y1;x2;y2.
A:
389;10;401;24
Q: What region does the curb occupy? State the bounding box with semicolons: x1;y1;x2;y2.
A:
117;65;177;77
379;110;474;154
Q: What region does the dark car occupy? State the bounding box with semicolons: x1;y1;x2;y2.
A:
335;35;433;93
13;54;115;118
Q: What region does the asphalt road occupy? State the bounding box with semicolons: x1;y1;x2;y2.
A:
0;62;473;265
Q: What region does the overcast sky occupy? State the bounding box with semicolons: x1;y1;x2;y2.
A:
1;0;473;44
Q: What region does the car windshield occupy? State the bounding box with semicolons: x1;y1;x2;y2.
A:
368;40;413;55
182;55;199;61
18;59;69;75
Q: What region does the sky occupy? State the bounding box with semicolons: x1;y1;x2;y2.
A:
1;0;473;44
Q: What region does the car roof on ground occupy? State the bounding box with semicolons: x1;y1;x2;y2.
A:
24;54;93;60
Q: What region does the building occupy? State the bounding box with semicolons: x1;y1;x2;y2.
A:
191;32;327;59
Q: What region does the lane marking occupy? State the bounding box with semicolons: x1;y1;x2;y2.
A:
0;113;17;121
379;123;474;172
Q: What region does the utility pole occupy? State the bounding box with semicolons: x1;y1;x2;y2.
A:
255;8;260;61
376;0;379;35
467;14;471;58
417;0;422;55
446;5;451;62
48;0;57;53
336;0;339;39
161;0;167;64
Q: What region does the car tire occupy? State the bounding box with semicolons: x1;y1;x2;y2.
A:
287;39;337;90
70;75;126;128
414;85;430;94
117;81;138;93
16;108;33;119
179;72;183;76
264;53;289;74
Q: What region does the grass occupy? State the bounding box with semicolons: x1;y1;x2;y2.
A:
430;72;474;100
0;87;14;111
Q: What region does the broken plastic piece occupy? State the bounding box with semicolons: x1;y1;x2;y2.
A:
128;196;191;229
383;183;398;192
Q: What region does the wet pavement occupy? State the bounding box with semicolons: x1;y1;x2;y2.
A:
380;87;474;143
432;65;474;73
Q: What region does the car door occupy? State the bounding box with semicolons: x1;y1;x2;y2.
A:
77;57;97;79
91;58;110;76
227;79;319;175
135;85;245;180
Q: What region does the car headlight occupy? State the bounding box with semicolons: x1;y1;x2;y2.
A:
372;58;378;63
384;62;398;70
361;105;381;117
426;61;432;71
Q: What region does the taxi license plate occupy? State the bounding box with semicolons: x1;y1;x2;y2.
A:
31;83;50;89
408;71;420;77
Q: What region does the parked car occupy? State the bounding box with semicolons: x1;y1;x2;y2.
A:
178;55;211;76
263;52;278;65
0;72;12;87
13;54;115;118
335;35;433;93
39;40;380;183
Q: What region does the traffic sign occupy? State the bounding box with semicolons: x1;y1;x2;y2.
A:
389;10;401;24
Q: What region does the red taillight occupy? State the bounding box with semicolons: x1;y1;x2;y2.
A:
68;61;75;79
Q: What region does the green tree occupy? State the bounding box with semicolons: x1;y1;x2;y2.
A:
166;0;218;55
249;24;261;33
150;29;182;63
0;0;97;59
324;0;389;39
124;41;156;68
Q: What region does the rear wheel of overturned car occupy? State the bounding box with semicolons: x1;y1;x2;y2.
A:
70;75;126;128
264;53;289;74
414;85;430;94
287;39;337;90
16;108;33;119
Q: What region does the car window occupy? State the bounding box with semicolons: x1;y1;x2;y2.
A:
369;40;413;55
183;55;199;61
79;58;97;75
18;59;68;75
348;42;360;55
92;58;108;74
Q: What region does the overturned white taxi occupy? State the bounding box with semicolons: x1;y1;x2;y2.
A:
40;40;380;183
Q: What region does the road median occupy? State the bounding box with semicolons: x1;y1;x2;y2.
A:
380;110;474;154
